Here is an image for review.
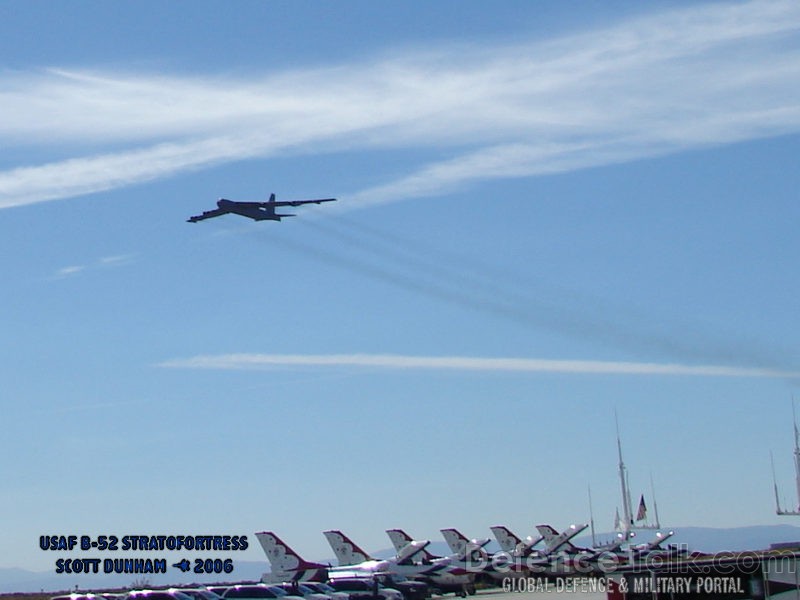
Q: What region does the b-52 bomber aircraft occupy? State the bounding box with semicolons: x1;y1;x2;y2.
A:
187;194;336;222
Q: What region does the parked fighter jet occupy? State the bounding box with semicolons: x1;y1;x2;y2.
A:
439;529;491;562
440;524;590;579
322;530;446;580
255;530;442;585
532;524;684;574
536;524;679;563
385;529;475;596
187;194;336;222
386;530;441;564
255;531;329;583
627;530;683;561
536;524;600;556
490;526;543;558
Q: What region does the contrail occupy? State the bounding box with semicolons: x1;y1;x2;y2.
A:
159;353;800;379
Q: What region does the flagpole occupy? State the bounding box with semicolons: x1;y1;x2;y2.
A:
650;473;661;529
772;451;784;514
793;398;800;511
775;400;800;516
588;485;597;547
616;410;633;539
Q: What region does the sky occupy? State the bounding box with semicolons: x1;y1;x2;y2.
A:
2;0;800;576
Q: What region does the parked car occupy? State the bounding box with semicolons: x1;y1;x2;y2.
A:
127;590;195;600
222;584;304;600
326;578;402;600
272;582;332;600
294;582;350;600
373;575;428;600
172;588;225;600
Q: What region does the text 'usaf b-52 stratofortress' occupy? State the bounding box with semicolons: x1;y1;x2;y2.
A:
187;193;336;223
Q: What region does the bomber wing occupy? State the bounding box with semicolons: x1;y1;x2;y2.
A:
268;198;337;207
187;208;228;223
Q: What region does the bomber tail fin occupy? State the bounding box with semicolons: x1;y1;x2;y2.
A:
268;193;297;217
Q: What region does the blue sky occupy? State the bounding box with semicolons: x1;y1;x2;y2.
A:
2;0;800;574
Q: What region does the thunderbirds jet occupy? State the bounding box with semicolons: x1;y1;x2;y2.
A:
490;526;544;558
385;529;475;596
537;524;679;563
187;194;336;222
255;531;329;583
626;530;683;561
532;525;685;574
386;529;442;564
439;529;491;563
440;525;589;579
255;530;442;584
322;530;446;580
533;524;611;568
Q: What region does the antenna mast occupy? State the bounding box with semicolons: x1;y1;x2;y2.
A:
776;400;800;516
588;485;597;547
650;473;661;529
616;411;634;539
793;401;800;511
772;451;786;514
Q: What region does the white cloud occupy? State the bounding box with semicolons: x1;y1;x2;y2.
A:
0;137;260;208
1;0;799;209
99;253;137;267
52;253;137;279
159;352;800;379
55;265;86;278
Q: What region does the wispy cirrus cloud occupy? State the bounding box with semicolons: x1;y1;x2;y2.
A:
1;0;799;209
52;253;137;279
158;353;800;379
55;265;86;278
